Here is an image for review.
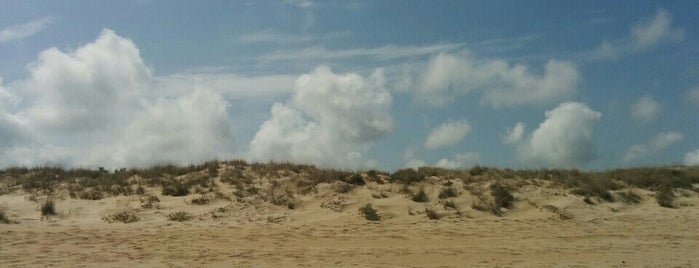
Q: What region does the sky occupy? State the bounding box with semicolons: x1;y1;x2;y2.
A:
0;0;698;171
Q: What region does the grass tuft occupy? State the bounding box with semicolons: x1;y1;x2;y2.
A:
102;211;139;223
168;211;194;222
41;199;56;216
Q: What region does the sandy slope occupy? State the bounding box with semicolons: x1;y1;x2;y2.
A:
1;174;698;267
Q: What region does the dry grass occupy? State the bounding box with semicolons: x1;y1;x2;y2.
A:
102;211;139;223
167;211;194;222
359;204;380;221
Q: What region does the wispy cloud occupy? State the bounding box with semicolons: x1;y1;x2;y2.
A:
0;17;55;43
237;29;350;44
260;43;463;62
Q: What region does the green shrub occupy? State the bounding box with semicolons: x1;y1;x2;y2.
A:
102;211;139;223
41;199;56;216
167;211;193;222
359;204;380;221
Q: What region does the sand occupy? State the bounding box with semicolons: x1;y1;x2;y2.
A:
1;169;698;267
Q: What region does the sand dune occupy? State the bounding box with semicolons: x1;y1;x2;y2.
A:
1;163;698;267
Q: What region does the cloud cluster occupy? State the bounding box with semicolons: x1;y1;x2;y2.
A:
687;87;699;107
249;66;392;169
424;120;470;150
631;95;661;123
0;17;54;43
684;150;699;166
623;132;684;162
518;102;602;168
0;29;238;168
416;52;579;108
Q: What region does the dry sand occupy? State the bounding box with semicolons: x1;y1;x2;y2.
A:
1;168;698;267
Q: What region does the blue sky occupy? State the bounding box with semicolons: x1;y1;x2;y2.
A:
0;0;698;170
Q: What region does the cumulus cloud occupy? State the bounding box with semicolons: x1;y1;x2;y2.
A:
249;66;392;169
684;149;699;166
503;122;525;145
0;29;240;168
0;17;54;43
631;95;661;123
518;102;601;168
416;52;579;108
404;159;427;170
632;9;683;50
623;132;684;162
424;120;470;150
436;152;480;169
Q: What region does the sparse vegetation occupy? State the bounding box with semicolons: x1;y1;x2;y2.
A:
140;194;160;209
617;190;643;204
168;211;194;222
359;204;380;221
162;181;189;197
102;211;139;223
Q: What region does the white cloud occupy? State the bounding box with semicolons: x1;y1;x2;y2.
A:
416;52;579;108
0;29;244;168
687;87;699;107
285;0;314;8
623;132;684;162
100;89;236;167
436;152;480;169
632;9;683;50
631;95;662;123
503;122;525;145
424;120;470;150
0;17;54;43
518;102;601;168
260;43;462;62
249;66;392;169
684;149;699;166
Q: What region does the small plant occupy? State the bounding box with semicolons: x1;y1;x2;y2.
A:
332;182;355;193
345;173;366;186
102;211;139;223
656;185;675;208
190;195;211;205
425;208;440;220
41;199;56;216
438;186;460;199
359;204;380;221
442;200;458;210
167;211;193;222
411;188;429;203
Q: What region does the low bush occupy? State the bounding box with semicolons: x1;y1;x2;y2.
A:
102;211;139;223
617;190;642;204
167;211;193;222
41;199;56;216
438;186;460;199
490;183;514;209
411;188;429;203
190;195;211;205
656;185;675;208
425;208;440;220
359;204;380;221
390;168;425;184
